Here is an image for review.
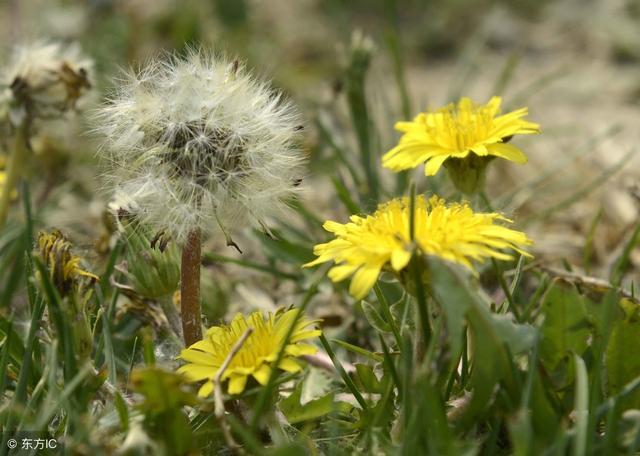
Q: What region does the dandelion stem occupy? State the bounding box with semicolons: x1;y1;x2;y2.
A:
409;184;431;359
181;229;202;346
0;119;30;229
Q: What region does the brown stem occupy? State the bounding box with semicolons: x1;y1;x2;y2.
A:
181;229;202;346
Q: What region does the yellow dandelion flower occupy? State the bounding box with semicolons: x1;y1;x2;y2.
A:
177;309;321;397
382;96;540;176
37;229;99;296
304;195;532;299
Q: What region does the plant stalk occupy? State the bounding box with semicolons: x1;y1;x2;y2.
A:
181;229;202;346
0;120;30;229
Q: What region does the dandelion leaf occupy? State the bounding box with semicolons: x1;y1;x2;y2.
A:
361;300;392;333
428;258;537;429
539;281;591;371
606;298;640;410
279;381;334;425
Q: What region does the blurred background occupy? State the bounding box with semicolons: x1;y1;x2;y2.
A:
1;0;639;319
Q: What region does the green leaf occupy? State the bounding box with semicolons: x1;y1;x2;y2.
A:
354;364;384;394
114;391;130;432
257;232;314;265
426;259;473;365
33;256;78;382
427;259;537;428
403;368;457;455
331;339;383;363
279;381;334;425
0;320;15;395
131;367;197;413
539;281;591;370
462;305;515;425
268;443;308;456
606;298;640;410
345;32;379;202
0;317;25;376
361;300;391;333
203;252;298;280
332;175;361;215
491;313;537;355
528;368;562;449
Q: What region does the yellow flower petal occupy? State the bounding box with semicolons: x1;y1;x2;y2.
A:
328;264;359;281
198;381;214;398
487;142;528;164
285;343;318;356
424;155;449;176
278;358;302;373
290;329;322;342
179;348;216;365
177;364;215;382
228;374;248;395
390;248;412;271
252;364;271;385
349;265;382;299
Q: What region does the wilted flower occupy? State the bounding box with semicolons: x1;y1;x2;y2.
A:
304;195;532;299
95;50;305;245
382;97;539;193
177;309;321;396
37;229;98;296
2;41;92;124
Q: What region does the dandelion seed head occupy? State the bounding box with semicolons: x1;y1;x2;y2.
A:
95;50;305;244
2;41;92;123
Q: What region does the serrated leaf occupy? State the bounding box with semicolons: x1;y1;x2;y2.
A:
279;381;334;425
427;258;537;429
362;300;391;333
355;363;384;394
491;313;537;355
539;282;591;370
301;366;332;404
606;298;640;410
427;259;474;363
390;294;409;324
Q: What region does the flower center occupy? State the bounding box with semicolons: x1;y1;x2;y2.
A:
154;120;248;185
430;104;495;151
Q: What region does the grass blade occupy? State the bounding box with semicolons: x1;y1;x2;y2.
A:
573;353;589;456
